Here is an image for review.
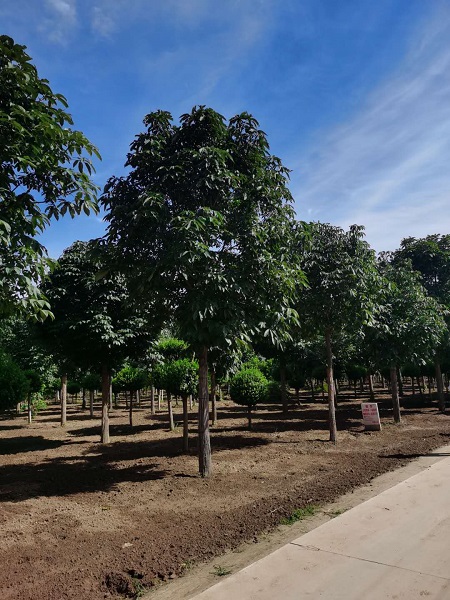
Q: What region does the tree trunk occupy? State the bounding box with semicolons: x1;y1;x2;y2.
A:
137;389;141;407
435;358;445;413
60;373;67;426
182;394;189;453
150;386;156;415
100;365;110;443
411;377;415;398
325;331;337;443
167;391;174;431
295;388;300;406
310;380;315;402
189;394;193;410
248;406;252;430
390;366;401;423
280;363;288;415
82;388;86;410
129;390;134;427
109;382;113;410
368;374;375;401
89;390;94;417
158;389;162;411
397;368;404;397
210;367;217;425
198;346;211;477
27;393;32;424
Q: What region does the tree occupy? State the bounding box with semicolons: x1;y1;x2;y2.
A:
113;366;148;426
296;223;379;442
365;262;447;422
230;368;269;429
82;373;100;417
24;369;42;423
0;351;28;412
102;106;300;476
41;240;153;441
164;359;198;451
0;36;100;319
393;235;450;411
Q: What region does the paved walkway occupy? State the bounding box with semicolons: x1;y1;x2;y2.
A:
191;449;450;600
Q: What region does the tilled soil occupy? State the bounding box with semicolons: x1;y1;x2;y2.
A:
0;391;449;599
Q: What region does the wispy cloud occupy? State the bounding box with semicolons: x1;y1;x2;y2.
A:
40;0;78;43
294;5;450;251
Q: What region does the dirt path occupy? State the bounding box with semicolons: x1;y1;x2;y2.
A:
0;392;449;599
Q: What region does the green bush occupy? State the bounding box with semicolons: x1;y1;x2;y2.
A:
230;368;269;411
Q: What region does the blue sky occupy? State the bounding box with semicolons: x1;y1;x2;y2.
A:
2;0;450;256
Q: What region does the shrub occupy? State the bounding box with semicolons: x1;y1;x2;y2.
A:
230;368;269;429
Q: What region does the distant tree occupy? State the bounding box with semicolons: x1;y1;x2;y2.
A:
102;106;300;476
113;366;148;426
0;351;28;412
24;370;42;423
393;235;450;411
164;359;198;451
365;262;447;422
296;223;379;442
82;373;100;417
41;240;153;441
0;35;100;319
230;368;269;429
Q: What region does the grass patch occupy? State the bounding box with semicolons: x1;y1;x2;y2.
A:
280;504;318;525
211;565;233;577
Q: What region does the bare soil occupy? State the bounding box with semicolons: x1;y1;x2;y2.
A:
0;389;449;600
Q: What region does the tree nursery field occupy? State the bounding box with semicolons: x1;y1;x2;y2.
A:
1;391;449;600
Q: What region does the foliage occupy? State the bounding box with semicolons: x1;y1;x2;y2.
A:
0;35;100;319
41;240;154;372
24;369;42;394
280;504;318;525
102;106;300;351
153;338;189;361
113;366;148;392
164;359;198;396
0;351;28;410
67;381;81;396
365;262;447;368
345;364;367;382
230;368;269;408
81;373;101;392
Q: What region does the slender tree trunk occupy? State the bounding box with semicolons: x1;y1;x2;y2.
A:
435;358;445;413
411;377;416;398
55;390;60;405
368;374;375;401
359;378;364;393
198;346;211;477
325;331;337;443
397;368;404;397
100;365;110;443
390;366;401;423
427;376;432;399
248;406;252;430
354;381;357;398
310;380;315;402
295;388;300;406
167;391;174;431
89;390;94;417
82;388;86;410
189;394;193;410
129;390;134;427
136;389;141;408
158;389;162;411
109;382;113;410
27;393;32;424
150;386;156;415
182;394;189;453
280;363;288;415
210;367;217;425
60;373;67;426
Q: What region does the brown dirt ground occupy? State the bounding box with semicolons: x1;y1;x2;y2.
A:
0;388;449;600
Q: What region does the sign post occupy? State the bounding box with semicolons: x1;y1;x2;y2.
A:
361;402;381;431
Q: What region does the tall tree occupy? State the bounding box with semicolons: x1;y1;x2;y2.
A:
102;106;300;476
296;223;379;442
0;36;100;319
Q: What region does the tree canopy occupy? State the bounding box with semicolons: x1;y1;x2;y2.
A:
0;35;100;320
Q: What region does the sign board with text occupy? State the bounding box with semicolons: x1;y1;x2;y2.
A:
361;402;381;431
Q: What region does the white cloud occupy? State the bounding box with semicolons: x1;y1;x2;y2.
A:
293;5;450;252
40;0;77;43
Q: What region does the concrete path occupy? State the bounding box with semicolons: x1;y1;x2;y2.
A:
191;450;450;600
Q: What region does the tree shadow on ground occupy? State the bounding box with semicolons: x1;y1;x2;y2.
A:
0;436;65;455
380;451;450;459
0;435;269;503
